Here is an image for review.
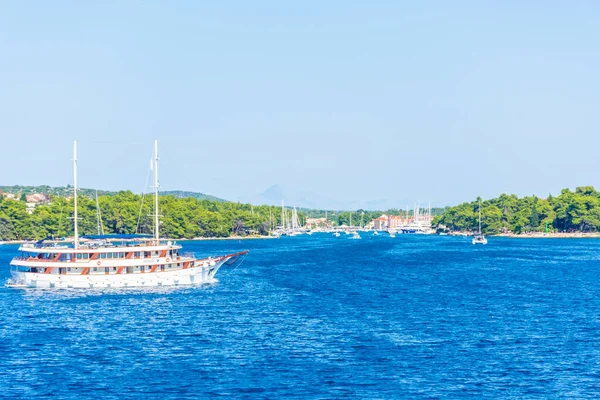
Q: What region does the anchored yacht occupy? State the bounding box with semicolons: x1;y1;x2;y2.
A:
472;199;487;245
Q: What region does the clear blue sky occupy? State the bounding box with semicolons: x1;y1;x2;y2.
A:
1;1;599;208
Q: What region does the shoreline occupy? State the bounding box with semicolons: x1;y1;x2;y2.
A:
0;235;276;244
449;232;600;239
187;235;276;241
4;232;600;244
496;232;600;239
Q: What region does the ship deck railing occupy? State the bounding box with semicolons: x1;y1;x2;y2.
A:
19;239;179;251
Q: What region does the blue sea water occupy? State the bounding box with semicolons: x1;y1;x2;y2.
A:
1;234;600;399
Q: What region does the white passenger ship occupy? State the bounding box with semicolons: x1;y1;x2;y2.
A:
7;140;248;289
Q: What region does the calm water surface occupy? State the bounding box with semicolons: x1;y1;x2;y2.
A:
1;235;600;398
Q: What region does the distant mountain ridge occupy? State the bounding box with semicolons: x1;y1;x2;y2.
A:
161;190;226;202
1;184;432;212
0;185;226;202
242;184;418;211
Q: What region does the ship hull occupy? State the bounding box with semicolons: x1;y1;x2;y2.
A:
7;252;246;289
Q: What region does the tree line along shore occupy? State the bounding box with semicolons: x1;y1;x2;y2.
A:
1;186;597;241
433;186;600;235
0;191;281;241
0;190;430;241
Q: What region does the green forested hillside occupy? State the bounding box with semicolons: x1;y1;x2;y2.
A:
161;190;226;202
10;185;599;240
0;185;112;198
0;192;278;240
433;186;600;234
0;185;225;202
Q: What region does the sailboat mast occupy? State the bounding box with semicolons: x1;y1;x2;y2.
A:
292;207;298;230
96;190;101;235
479;200;482;234
154;140;160;243
73;140;79;249
428;201;431;224
414;203;417;224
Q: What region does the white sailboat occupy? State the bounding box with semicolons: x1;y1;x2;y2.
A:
290;207;302;235
472;199;487;245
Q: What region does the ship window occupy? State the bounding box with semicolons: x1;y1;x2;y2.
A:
144;251;151;258
77;253;82;259
161;265;165;271
93;267;97;271
135;252;140;258
119;252;124;258
113;267;116;271
83;254;89;259
67;268;71;271
105;267;109;273
101;253;107;259
107;253;113;259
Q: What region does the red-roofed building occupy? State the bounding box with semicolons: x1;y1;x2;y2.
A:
372;215;389;230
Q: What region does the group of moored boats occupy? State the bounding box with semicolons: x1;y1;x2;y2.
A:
272;228;488;244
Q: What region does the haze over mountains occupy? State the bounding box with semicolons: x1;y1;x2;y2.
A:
239;184;419;211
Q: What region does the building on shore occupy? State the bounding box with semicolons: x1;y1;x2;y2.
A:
370;204;435;232
0;191;18;200
25;193;50;204
305;217;328;229
372;215;389;230
1;191;51;214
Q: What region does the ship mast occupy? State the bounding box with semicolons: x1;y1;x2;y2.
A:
478;199;482;235
95;190;105;235
281;201;285;231
73;140;79;249
154;140;160;244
